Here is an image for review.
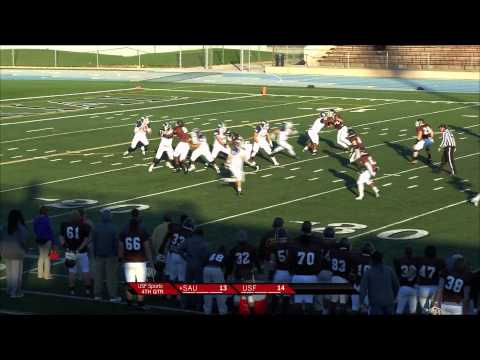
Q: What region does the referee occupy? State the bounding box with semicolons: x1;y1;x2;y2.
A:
438;124;456;176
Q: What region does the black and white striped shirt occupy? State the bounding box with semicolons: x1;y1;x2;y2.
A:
440;129;456;148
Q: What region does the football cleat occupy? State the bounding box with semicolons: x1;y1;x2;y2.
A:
148;164;154;173
355;196;364;200
123;151;129;156
188;164;196;172
165;162;174;169
471;194;480;206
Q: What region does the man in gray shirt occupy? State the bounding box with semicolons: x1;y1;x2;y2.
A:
91;210;120;302
359;251;399;315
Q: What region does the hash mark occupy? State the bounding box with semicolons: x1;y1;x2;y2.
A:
433;187;444;191
284;176;296;180
313;169;324;173
433;178;443;181
408;176;419;180
49;159;62;162
290;167;301;171
70;160;82;164
103;154;114;158
332;179;343;183
90;161;102;165
261;174;272;178
307;177;318;181
111;163;122;166
407;185;418;189
382;183;392;187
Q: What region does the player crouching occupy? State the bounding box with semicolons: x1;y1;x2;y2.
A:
410;119;434;164
148;122;175;172
251;121;280;166
223;135;249;195
124;116;152;156
355;151;380;200
188;128;220;174
173;120;191;173
271;122;298;159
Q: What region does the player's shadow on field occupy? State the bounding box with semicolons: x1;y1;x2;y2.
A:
449;124;480;139
446;175;476;200
296;133;309;147
319;136;344;151
322;149;355;170
384;141;433;167
328;169;357;195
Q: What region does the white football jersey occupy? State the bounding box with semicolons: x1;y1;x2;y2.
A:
255;124;269;139
278;128;293;142
310;118;323;133
230;146;248;169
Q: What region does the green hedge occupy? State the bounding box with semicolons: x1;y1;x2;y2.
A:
0;48;273;68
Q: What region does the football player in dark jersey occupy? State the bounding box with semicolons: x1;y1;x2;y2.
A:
267;228;292;314
165;216;194;283
118;218;153;310
315;225;335;313
415;245;446;314
203;245;229;315
327;238;353;314
394;246;418;314
410;119;434;164
258;217;287;279
227;230;262;282
289;221;323;314
59;210;92;296
350;241;375;313
434;255;472;315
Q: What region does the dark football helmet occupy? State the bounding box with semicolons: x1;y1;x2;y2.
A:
360;241;375;255
337;238;351;251
323;226;335;239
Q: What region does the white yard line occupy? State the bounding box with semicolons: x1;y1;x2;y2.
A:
1;165;140;193
0;97;326;144
0;94;261;127
25;127;54;133
348;199;470;240
197;152;479;227
0;87;138;102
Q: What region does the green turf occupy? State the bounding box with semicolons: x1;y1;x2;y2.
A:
0;49;273;68
0;79;479;314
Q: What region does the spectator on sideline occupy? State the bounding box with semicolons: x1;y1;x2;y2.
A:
151;214;173;279
91;209;121;302
33;206;55;280
0;210;28;298
182;222;208;310
359;251;399;315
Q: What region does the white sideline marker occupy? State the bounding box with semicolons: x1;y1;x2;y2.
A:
70;160;82;164
433;187;444;191
7;147;19;151
90;161;102;165
408;176;419;180
290;167;301;171
433;177;443;181
284;176;296;180
261;174;273;178
382;183;392;187
111;163;122;166
313;169;324;173
50;159;62;162
407;185;418;189
307;177;318;181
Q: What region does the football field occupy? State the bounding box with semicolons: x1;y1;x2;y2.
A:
0;79;479;314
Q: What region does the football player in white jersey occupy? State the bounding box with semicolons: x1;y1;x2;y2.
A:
332;112;351;150
251;121;280;166
211;123;231;161
188;128;220;174
303;112;332;155
123;116;152;156
271;122;298;159
231;133;259;171
148;122;175;172
355;151;380;200
224;135;249;196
